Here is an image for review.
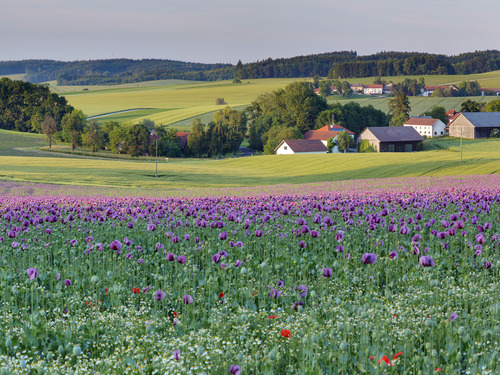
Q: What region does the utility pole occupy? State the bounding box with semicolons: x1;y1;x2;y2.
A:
460;127;463;163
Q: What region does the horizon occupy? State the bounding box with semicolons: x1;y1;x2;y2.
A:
1;0;499;65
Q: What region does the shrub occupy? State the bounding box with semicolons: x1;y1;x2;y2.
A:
358;139;376;153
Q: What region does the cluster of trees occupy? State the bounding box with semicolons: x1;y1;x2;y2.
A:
459;98;500;113
313;77;353;98
430;81;489;97
0;78;74;132
328;51;500;79
186;107;247;158
240;82;387;154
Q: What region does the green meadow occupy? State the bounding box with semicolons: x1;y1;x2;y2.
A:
0;129;499;189
51;71;500;128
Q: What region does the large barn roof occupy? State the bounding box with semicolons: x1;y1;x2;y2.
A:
362;127;424;142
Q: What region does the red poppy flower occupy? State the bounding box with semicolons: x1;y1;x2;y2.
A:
105;288;108;296
268;315;278;319
280;329;292;338
219;292;224;299
252;291;257;296
369;356;374;360
378;355;392;366
173;311;177;318
435;368;444;372
133;287;141;294
394;351;403;360
392;314;398;318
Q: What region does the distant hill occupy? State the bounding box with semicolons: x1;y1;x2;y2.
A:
1;50;499;85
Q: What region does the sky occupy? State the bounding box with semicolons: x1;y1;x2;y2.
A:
0;0;499;64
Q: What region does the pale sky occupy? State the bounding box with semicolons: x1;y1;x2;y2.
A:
0;0;498;64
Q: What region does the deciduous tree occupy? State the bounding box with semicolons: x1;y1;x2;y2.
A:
460;99;482;112
61;109;86;151
82;120;105;153
40;115;58;148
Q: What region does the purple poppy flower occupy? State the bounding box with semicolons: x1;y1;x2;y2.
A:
220;250;228;257
255;230;263;237
126;253;133;259
277;279;284;287
173;349;181;360
85;236;93;243
172;236;179;243
124;237;133;246
389;250;398;260
110;240;122;251
310;230;320;238
336;245;344;252
484;261;492;269
335;231;344;241
298;284;307;298
399;226;409;235
345;253;350;260
269;289;283;298
182;294;193;304
27;268;38;280
166;253;175;261
143;285;152;293
70;239;78;247
234;259;242;267
147;224;156;231
138;258;144;264
212;254;221;263
12;241;19;249
419;256;435;267
96;243;104;251
127;222;134;229
184;234;190;241
8;230;17;238
0;236;4;242
299;240;307;248
64;279;72;286
218;231;228;240
322;268;332;277
56;272;61;281
155;290;166;301
221;263;228;270
177;255;186;264
229;364;241;375
64;308;68;314
448;312;458;321
362;253;377;264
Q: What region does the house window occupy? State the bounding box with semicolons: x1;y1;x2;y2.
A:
388;144;395;152
440;131;443;135
434;131;437;135
405;144;413;152
284;146;288;150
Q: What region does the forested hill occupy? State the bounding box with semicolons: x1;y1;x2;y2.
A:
1;50;499;85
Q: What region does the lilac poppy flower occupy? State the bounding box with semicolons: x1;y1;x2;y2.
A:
362;253;377;264
234;259;242;267
298;285;307;298
220;250;228;257
137;258;144;264
221;263;228;270
126;253;133;259
299;240;307;248
110;240;122;251
184;234;190;241
64;308;68;314
70;239;78;247
277;279;284;287
448;312;458;321
229;364;241;375
56;272;61;281
322;268;332;277
0;236;4;242
124;237;133;246
218;231;228;240
85;236;93;243
419;256;435;267
388;250;398;260
143;285;152;293
147;224;156;231
171;236;179;244
26;268;38;280
345;253;350;260
182;295;193;304
484;261;492;269
269;289;282;299
12;241;19;249
64;279;72;286
8;230;17;238
166;253;175;261
127;222;134;229
255;230;263;237
173;350;181;360
336;245;344;252
310;230;320;238
96;243;104;251
155;290;166;301
177;255;186;264
212;254;221;263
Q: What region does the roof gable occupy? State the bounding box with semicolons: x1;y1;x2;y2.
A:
275;139;328;153
460;112;500;127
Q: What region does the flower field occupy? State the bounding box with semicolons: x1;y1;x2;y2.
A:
0;177;499;374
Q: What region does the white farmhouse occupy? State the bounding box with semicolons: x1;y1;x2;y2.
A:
403;118;446;138
302;124;355;153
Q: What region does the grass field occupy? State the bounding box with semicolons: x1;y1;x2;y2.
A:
55;71;500;128
0;129;499;189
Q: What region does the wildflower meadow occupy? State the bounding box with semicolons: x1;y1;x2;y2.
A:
0;176;498;374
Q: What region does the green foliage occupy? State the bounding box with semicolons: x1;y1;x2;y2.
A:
124;123;150;157
390;78;425;96
187;118;209;157
485;98;500;112
336;130;354;152
389;113;409;127
490;128;500;138
263;126;303;155
422;106;448;124
108;124;127;153
215;98;227;105
0;77;73;132
460;99;482;112
326;137;336;152
388;92;411;117
61;109;86;151
358;139;376;153
82;120;105;153
40;115;58;148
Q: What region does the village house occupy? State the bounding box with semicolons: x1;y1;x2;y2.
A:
303;124;355;153
403;118;446;138
357;126;424;152
350;83;364;93
176;132;190;152
363;84;383;95
420;85;458;96
274;139;328;155
448;112;500;139
481;88;500;96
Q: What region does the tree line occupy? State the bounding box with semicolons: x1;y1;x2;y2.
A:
2;50;498;85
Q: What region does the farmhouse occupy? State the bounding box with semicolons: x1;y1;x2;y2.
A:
448;112;500;139
403;118;446;138
358;126;424;152
363;84;383;95
274;139;328;155
303;124;354;153
176;132;190;152
350;83;364;93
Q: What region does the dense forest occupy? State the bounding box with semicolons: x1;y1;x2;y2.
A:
1;50;498;85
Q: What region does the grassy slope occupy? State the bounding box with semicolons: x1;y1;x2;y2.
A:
57;71;500;127
0;130;498;188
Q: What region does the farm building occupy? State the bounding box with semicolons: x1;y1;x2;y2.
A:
303;124;354;153
274;139;328;155
403;118;446;138
357;127;424;152
363;84;383;95
448;112;500;139
176;132;190;152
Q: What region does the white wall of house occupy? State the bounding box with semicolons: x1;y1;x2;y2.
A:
363;87;382;95
275;142;296;155
404;120;446;137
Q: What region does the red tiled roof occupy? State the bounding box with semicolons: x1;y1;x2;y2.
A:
275;139;328;153
404;118;439;126
315;124;355;134
363;84;383;89
177;132;190;150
